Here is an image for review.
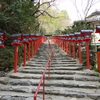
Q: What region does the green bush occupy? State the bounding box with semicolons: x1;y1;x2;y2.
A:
0;0;39;71
0;47;13;71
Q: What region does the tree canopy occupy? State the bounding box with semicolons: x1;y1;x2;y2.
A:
38;9;70;34
0;0;71;71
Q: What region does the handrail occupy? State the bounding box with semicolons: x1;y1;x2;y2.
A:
34;40;53;100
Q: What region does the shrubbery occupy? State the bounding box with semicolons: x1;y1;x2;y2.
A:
0;0;39;71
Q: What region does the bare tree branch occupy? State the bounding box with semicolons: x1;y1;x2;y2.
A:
71;0;100;20
32;0;56;18
71;0;83;20
84;0;93;18
91;0;100;6
84;0;90;15
81;0;84;13
35;10;58;18
40;0;55;7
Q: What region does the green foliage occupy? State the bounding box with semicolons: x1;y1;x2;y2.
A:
55;29;62;35
0;0;38;34
0;47;13;71
38;9;70;34
92;65;98;72
59;20;94;35
0;0;40;71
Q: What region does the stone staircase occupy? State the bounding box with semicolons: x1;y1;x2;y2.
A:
0;41;100;100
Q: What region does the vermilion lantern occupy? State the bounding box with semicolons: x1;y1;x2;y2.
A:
96;25;100;33
65;34;69;41
70;33;75;41
21;34;29;44
0;33;7;48
81;29;93;41
68;34;72;41
29;33;35;42
21;34;29;66
28;33;32;42
11;34;22;73
31;34;37;41
81;29;93;69
11;34;21;46
74;32;83;41
95;25;100;41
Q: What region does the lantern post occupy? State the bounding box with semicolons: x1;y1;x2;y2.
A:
28;33;33;61
11;34;21;73
32;37;37;56
68;35;72;56
21;34;29;66
81;29;93;69
95;25;100;72
71;33;76;59
65;34;69;54
61;36;64;51
63;36;66;52
74;32;83;64
31;34;36;57
69;33;75;57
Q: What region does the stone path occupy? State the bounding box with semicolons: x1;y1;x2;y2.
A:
0;41;100;100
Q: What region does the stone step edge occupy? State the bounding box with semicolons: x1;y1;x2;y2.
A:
0;80;99;89
18;70;99;77
0;89;99;99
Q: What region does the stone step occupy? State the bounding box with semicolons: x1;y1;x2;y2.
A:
0;91;98;100
23;66;83;70
52;62;77;64
27;62;47;65
31;59;77;62
51;64;82;67
0;84;100;95
8;72;100;82
26;63;82;67
52;58;72;60
0;77;99;89
31;60;47;62
28;61;77;64
18;69;99;77
0;91;34;100
0;85;100;100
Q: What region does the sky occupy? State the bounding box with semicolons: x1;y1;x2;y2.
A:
55;0;100;22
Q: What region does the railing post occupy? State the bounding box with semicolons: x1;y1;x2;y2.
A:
34;95;36;100
43;75;45;100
